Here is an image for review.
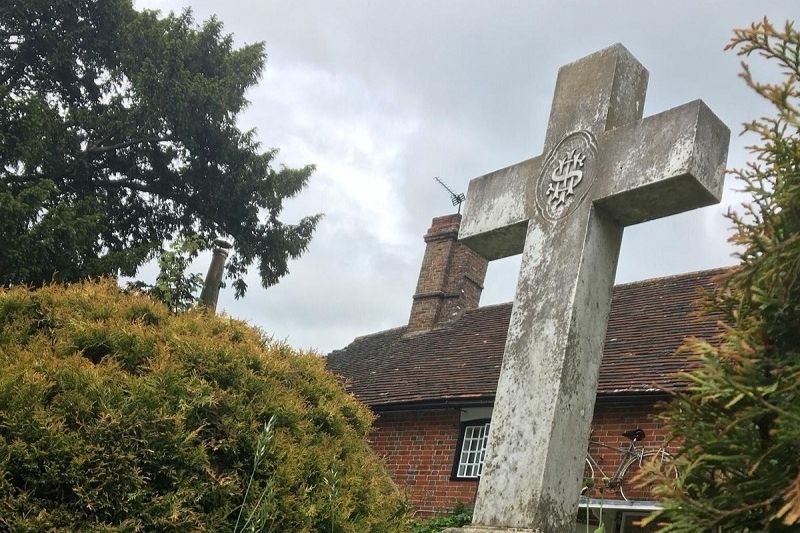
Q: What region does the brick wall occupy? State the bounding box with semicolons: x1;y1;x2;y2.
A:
407;215;488;333
371;397;674;516
439;237;487;323
370;409;478;516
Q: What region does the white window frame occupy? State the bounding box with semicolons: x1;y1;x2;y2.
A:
453;420;490;479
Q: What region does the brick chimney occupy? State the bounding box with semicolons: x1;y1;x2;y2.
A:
407;214;488;333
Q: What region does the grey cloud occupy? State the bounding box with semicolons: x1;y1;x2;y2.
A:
216;218;421;353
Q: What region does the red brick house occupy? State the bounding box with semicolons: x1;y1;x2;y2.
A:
326;214;723;531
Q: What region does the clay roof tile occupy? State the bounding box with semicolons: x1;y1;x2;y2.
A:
326;268;727;408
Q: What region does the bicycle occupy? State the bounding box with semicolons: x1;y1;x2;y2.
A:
581;428;678;501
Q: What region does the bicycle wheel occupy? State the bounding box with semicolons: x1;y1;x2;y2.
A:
582;455;625;500
581;457;595;495
618;449;678;501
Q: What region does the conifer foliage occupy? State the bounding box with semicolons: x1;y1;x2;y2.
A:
0;0;319;296
651;19;800;532
0;281;409;531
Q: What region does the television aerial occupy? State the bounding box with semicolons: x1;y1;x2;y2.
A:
433;176;466;214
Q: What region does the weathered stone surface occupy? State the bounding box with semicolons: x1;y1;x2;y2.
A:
455;43;730;532
458;157;533;259
199;239;232;312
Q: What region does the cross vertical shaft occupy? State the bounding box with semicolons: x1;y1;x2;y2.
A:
471;191;622;530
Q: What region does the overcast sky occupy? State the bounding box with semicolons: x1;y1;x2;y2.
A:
133;0;796;354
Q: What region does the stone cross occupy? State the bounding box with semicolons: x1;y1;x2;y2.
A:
456;44;729;532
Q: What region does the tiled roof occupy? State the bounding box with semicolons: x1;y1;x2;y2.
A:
326;268;726;408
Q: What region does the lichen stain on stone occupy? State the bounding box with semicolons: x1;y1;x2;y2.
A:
524;490;573;533
664;132;695;177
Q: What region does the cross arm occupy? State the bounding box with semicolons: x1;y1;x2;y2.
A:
458;156;538;260
594;99;730;226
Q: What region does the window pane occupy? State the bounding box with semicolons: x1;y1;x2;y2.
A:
456;422;491;478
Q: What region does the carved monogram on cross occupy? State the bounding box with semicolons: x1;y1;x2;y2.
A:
538;131;598;220
547;149;585;206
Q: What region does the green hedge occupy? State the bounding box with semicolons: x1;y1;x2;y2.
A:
0;280;409;531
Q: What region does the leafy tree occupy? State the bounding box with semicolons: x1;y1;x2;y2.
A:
0;0;319;297
0;280;411;531
127;237;204;313
649;19;800;532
